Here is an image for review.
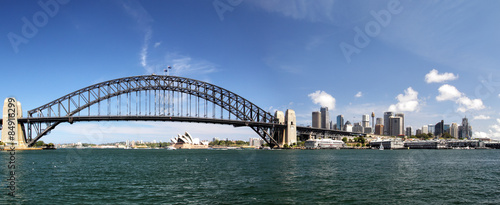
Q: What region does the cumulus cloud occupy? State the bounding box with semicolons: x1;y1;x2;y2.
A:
436;84;485;112
425;69;459;83
388;87;420;112
308;90;335;110
473;119;500;140
355;91;362;98
473;115;491;120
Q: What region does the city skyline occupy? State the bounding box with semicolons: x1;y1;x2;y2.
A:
2;1;500;143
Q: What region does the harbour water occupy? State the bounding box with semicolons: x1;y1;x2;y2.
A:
1;149;500;204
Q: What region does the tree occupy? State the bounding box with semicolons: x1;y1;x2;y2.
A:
35;141;45;147
342;137;348;143
283;144;289;149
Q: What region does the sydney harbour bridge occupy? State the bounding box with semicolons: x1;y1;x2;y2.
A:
0;75;357;148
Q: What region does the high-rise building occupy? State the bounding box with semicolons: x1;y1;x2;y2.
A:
461;117;471;139
389;116;403;136
406;127;412;137
450;123;459;139
384;112;394;135
375;124;384;135
320;107;330;129
435;120;444;137
336;115;344;131
362;114;370;128
364;127;373;134
428;125;435;135
353;122;364;133
416;129;422;135
396;113;405;133
422;125;429;134
344;121;352;132
312;111;321;128
376;118;383;125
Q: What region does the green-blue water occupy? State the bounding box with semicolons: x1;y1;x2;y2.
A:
1;149;500;204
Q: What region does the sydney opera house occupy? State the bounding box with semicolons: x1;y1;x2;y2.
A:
170;132;209;149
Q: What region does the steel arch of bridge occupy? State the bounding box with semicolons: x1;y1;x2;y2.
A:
25;75;280;147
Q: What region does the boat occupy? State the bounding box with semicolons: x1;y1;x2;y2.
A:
166;146;176;150
379;143;384;150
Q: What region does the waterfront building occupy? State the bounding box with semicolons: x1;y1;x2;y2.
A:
337;115;344;131
312;111;321;128
384;112;394;135
320;107;330;129
406;127;412;137
362;114;370;128
305;139;345;149
375;124;384;135
353;122;364;133
450;123;459;139
249;138;264;147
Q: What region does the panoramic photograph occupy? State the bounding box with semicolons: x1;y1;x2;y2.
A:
1;0;500;204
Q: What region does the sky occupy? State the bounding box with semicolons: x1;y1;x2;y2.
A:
1;0;500;144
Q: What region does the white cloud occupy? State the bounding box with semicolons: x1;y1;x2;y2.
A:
140;29;152;68
167;54;218;77
436;84;485;112
498;94;500;98
388;87;420;112
355;91;362;98
436;84;462;101
249;0;335;23
154;41;161;48
473;115;491;120
308;90;336;110
425;69;459;83
473;118;500;140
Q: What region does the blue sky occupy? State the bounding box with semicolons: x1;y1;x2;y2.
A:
2;0;500;144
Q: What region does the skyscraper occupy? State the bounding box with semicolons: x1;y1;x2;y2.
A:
336;115;344;131
406;127;412;137
461;117;471;139
389;116;403;136
376;118;383;125
422;125;429;134
395;113;405;133
450;123;459;139
312;111;321;128
320;107;330;129
384;112;394;136
362;114;370;128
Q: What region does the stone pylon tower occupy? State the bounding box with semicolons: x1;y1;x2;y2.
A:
285;109;297;146
1;98;27;148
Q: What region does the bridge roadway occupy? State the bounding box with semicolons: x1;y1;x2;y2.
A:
1;116;363;137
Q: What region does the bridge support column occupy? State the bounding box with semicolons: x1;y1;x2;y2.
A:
274;111;285;146
1;98;28;149
285;109;297;146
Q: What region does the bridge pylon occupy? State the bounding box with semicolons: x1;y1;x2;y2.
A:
1;98;28;149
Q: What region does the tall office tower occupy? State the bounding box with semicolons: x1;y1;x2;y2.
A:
406;127;412;137
416;129;422;135
330;121;334;130
362;114;370;128
428;125;435;135
376;118;383;125
395;113;405;132
371;112;375;129
344;121;352;132
312;111;321;128
375;124;384;135
383;112;394;136
450;123;459;139
461;117;471;139
389;116;403;136
353;123;364;133
320;107;330;129
434;120;444;137
336;115;344;131
422;125;429;134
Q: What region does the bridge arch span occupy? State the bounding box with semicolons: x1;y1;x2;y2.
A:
26;75;279;147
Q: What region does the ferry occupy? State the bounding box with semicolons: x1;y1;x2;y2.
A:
305;139;345;149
